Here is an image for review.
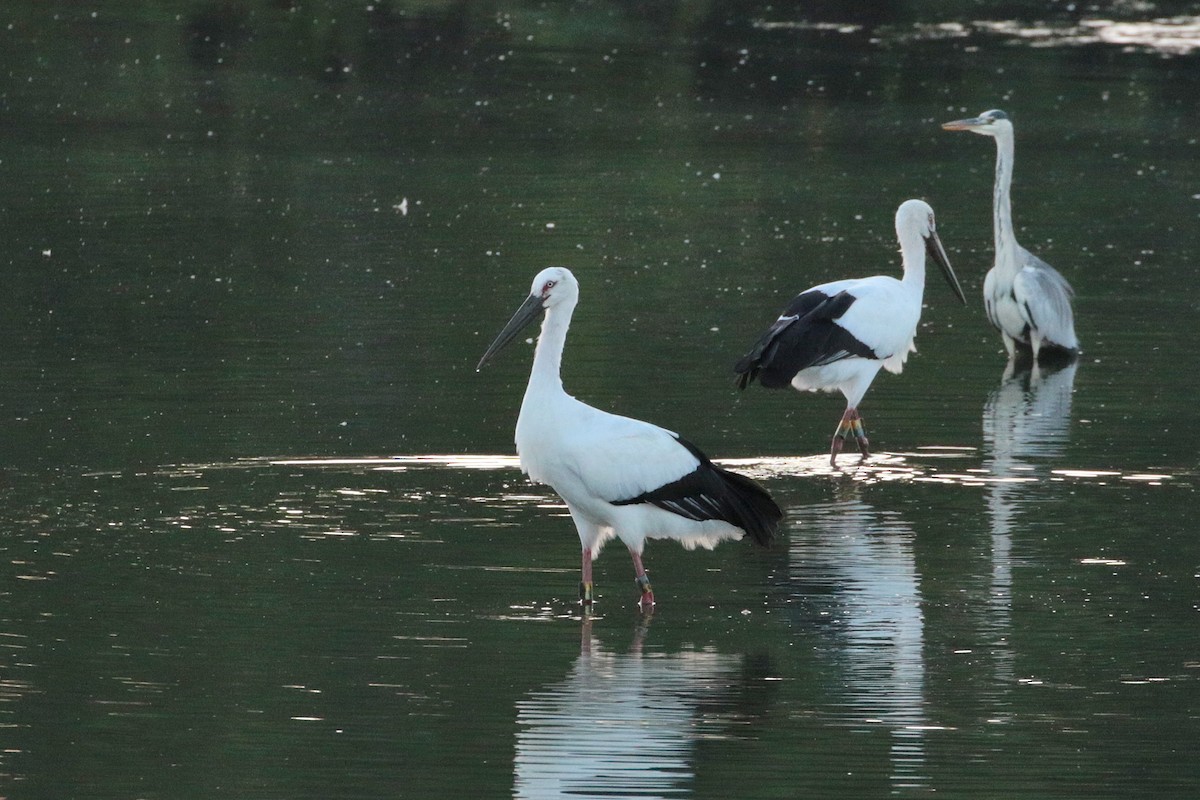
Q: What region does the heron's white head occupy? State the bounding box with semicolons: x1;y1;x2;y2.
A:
941;108;1013;138
895;199;966;304
477;266;579;370
527;266;579;311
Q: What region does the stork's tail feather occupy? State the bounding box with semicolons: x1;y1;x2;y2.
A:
734;364;758;390
613;437;783;546
712;465;782;547
733;348;766;390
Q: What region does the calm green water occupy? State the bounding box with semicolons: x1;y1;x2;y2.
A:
2;2;1198;798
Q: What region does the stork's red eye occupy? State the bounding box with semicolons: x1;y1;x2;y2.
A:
542;280;557;293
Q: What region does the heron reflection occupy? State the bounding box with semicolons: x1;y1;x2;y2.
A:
787;499;928;792
982;361;1078;690
984;361;1077;468
513;622;745;799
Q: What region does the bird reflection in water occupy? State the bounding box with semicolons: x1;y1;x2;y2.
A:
984;361;1077;466
513;621;753;799
982;360;1078;690
786;499;930;793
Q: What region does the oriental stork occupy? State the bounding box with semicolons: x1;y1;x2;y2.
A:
734;199;966;465
477;267;781;610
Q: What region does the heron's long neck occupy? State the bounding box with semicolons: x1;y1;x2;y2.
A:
527;303;572;395
992;131;1017;258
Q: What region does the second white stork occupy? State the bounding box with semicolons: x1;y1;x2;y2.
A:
477;266;781;610
941;109;1080;361
734;199;966;466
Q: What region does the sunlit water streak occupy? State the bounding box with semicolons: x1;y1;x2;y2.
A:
272;455;521;471
972;16;1200;55
72;447;1180;559
259;450;1178;488
753;15;1200;56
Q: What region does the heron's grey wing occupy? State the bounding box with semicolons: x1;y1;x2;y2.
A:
1014;249;1079;350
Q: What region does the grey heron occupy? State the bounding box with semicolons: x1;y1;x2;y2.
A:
942;109;1080;361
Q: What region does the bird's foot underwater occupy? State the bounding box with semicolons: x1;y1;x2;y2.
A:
856;437;870;458
635;574;655;612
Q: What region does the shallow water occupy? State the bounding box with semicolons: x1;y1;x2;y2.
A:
2;2;1199;798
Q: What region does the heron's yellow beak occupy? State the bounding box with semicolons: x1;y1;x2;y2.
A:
941;117;986;131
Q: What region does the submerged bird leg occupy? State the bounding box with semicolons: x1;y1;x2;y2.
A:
829;435;844;466
629;549;655;611
1001;332;1017;361
850;409;870;459
830;407;858;466
580;549;595;607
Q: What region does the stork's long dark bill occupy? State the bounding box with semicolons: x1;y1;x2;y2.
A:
926;230;967;304
476;293;545;370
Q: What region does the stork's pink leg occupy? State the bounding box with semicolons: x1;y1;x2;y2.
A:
850;408;871;459
830;435;845;466
580;549;595;607
629;549;655;611
830;407;855;466
830;407;870;466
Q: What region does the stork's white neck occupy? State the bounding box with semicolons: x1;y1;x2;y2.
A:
992;128;1018;265
526;300;573;395
898;231;927;294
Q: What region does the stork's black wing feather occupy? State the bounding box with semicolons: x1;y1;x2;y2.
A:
612;437;780;547
734;290;876;389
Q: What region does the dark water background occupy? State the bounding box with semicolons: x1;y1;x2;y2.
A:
1;2;1198;798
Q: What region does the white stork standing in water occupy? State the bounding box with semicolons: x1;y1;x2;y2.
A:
477;266;781;611
734;199;966;466
941;109;1080;362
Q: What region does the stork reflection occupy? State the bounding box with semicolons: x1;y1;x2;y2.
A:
787;499;928;793
513;622;746;799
